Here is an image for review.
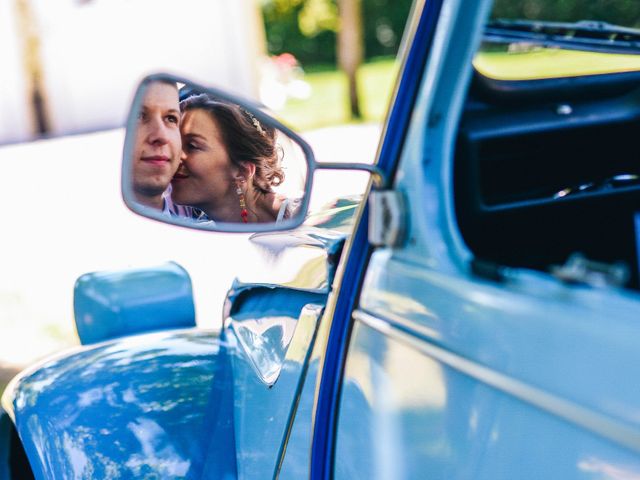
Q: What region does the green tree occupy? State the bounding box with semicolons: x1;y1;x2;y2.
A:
262;0;337;65
491;0;640;27
261;0;412;65
337;0;364;118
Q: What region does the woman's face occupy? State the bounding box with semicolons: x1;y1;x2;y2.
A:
171;108;238;210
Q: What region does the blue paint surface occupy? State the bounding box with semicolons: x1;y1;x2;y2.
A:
6;329;232;479
74;262;195;345
336;317;640;479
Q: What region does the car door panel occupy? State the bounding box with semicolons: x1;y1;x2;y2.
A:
336;314;640;479
332;0;640;474
358;253;640;424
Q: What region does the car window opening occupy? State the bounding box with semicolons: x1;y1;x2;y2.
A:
454;0;640;292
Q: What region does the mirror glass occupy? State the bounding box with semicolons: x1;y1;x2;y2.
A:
122;75;311;232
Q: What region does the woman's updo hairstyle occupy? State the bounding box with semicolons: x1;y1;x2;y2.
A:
180;94;284;194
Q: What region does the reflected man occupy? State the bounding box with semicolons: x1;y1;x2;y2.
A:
132;80;184;212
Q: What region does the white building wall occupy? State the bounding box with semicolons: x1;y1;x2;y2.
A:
0;0;32;143
3;0;265;142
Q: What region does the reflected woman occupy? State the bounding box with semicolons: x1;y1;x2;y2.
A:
171;94;295;223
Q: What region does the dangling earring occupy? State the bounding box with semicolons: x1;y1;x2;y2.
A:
236;180;248;223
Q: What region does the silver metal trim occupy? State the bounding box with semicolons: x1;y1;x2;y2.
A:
353;309;640;454
314;162;387;188
368;190;406;247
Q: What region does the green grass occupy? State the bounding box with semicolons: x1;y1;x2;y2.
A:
474;48;640;80
277;49;640;131
277;57;399;131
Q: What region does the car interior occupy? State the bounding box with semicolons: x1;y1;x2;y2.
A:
454;67;640;291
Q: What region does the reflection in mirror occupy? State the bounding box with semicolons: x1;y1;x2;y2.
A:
123;75;311;232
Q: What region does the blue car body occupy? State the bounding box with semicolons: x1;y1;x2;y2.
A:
5;0;640;478
2;220;350;478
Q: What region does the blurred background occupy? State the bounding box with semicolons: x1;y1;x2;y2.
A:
1;0;414;144
0;0;414;393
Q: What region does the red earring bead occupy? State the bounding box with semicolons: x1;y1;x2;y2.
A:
237;185;248;223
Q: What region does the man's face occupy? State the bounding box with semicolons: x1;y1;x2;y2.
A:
132;82;182;205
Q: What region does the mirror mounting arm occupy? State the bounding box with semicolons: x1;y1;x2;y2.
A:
315;162;388;189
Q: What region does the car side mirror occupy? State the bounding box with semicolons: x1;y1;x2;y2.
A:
121;73;386;234
121;73;314;233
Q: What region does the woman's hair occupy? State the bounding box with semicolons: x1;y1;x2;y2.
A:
180;94;284;194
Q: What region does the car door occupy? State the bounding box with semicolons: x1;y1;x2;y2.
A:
328;0;640;478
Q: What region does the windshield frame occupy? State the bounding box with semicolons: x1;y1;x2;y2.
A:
485;19;640;55
473;17;640;100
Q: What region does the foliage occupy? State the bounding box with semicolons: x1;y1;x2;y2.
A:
262;0;640;67
491;0;640;28
298;0;339;36
261;0;413;66
262;0;336;65
362;0;414;58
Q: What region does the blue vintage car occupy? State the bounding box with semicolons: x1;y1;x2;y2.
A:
4;0;640;478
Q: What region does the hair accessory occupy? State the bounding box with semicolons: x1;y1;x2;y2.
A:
241;108;265;136
237;184;248;223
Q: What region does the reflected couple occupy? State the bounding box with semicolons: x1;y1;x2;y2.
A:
132;79;298;224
